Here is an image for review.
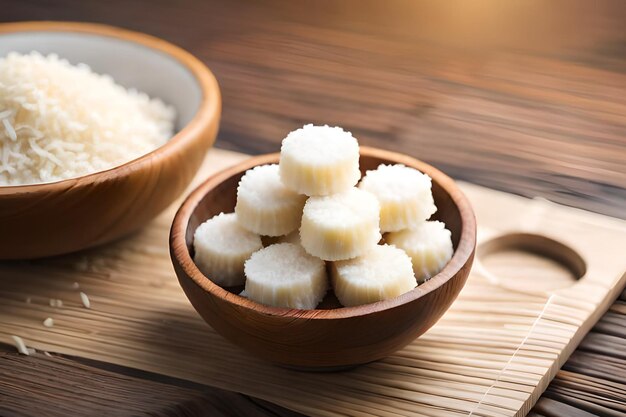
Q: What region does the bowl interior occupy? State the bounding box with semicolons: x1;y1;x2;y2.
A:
183;152;463;309
0;29;201;129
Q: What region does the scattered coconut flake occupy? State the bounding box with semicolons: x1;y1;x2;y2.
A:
43;351;52;357
71;282;80;290
43;317;54;328
2;118;17;141
11;335;29;355
27;348;36;355
80;292;91;309
49;298;63;308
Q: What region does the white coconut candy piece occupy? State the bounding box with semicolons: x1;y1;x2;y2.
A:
235;164;307;236
386;220;453;283
359;164;436;232
193;213;263;287
244;243;328;309
279;124;360;196
331;244;416;307
300;188;381;261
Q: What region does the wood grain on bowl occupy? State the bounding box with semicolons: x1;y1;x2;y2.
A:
170;147;476;368
0;22;221;259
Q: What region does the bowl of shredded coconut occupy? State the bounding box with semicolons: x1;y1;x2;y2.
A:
0;22;221;259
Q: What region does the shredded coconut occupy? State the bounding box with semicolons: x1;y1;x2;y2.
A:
49;298;63;308
0;52;175;185
43;317;54;328
11;335;29;355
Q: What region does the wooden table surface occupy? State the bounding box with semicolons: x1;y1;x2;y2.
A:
1;1;625;416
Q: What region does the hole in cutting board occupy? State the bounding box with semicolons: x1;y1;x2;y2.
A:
477;233;586;292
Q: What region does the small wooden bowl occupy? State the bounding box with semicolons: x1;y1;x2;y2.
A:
170;147;476;369
0;22;221;259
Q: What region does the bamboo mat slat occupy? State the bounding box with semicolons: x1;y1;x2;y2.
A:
0;148;624;417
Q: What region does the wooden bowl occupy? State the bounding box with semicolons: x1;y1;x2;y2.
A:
0;22;221;259
170;147;476;369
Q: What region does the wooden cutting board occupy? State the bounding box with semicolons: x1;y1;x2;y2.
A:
0;148;624;417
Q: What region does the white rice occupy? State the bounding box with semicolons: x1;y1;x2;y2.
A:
0;52;175;185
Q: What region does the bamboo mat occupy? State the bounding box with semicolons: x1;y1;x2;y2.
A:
0;149;624;417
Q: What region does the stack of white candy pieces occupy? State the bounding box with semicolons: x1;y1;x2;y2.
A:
193;124;453;309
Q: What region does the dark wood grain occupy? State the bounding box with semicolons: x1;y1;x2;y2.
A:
1;0;625;415
0;347;303;417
